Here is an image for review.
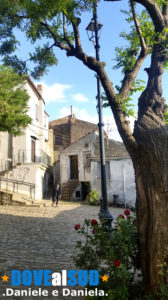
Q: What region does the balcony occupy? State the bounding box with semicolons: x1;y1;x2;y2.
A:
13;149;51;167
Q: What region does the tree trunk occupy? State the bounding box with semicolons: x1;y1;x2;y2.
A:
133;144;168;292
132;43;168;293
131;45;168;294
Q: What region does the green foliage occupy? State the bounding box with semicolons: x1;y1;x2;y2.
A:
86;190;99;205
164;105;168;124
0;0;94;78
113;9;155;73
0;65;31;135
157;262;168;300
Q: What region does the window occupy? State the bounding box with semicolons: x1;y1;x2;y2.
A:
35;104;39;121
97;161;110;179
84;143;89;148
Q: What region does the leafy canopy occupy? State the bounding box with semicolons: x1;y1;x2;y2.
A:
0;66;31;135
0;0;93;78
0;0;168;118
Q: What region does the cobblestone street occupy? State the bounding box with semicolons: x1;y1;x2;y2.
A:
0;202;123;300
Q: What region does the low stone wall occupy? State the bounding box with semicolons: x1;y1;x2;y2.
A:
0;191;12;205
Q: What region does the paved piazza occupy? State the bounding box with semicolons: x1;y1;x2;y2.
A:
0;202;123;300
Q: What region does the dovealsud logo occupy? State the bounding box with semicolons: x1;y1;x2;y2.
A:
1;269;109;297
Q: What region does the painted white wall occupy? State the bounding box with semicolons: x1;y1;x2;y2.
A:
91;158;136;208
0;163;49;199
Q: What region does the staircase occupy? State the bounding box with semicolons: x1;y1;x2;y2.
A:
62;180;79;201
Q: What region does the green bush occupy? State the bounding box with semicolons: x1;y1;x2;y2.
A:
86;190;99;205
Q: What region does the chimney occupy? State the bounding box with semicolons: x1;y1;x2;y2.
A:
71;105;73;117
37;84;43;95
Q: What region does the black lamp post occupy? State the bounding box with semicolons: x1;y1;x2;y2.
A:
86;1;113;227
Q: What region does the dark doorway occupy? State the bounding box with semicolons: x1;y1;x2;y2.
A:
81;182;91;200
70;155;78;179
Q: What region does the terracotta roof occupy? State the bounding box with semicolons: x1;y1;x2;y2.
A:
93;136;130;158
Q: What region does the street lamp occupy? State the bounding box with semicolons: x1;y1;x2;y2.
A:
86;1;113;227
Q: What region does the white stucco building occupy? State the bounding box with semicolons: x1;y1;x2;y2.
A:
59;131;136;208
0;79;51;200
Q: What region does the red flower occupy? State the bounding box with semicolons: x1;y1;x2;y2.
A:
92;229;96;234
124;209;130;216
117;214;124;219
74;224;80;231
91;219;98;226
114;260;120;268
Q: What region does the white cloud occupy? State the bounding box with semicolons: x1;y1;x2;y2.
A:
36;82;71;103
72;93;89;103
60;107;71;117
59;106;135;141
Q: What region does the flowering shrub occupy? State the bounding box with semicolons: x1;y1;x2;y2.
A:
74;212;168;299
73;212;143;299
91;219;98;226
124;209;131;216
74;224;80;231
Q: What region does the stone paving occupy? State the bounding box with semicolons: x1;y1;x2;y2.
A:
0;201;123;300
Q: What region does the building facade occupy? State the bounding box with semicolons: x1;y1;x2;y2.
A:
49;113;98;162
59;131;136;208
0;79;52;200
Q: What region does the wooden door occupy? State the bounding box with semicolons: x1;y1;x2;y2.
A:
70;155;78;179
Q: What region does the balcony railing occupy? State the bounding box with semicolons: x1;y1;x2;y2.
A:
0;150;51;172
15;149;51;167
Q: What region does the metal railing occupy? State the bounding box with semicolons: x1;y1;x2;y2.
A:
13;149;51;167
0;177;35;199
0;150;51;173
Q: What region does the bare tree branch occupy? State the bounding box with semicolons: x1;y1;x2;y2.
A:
119;50;148;101
97;66;138;152
130;0;147;51
135;0;165;31
62;18;137;151
119;1;148;100
62;13;73;48
40;14;137;152
70;17;83;52
40;21;71;51
162;1;168;26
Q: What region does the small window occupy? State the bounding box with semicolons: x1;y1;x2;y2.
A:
35;104;39;121
84;143;89;148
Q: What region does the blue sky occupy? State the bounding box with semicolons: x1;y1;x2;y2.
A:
13;1;168;140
